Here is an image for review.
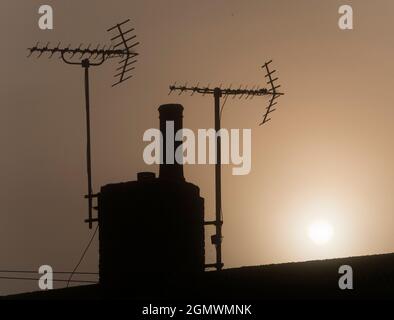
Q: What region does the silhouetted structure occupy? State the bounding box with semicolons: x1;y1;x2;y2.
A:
4;97;394;298
6;253;394;299
169;61;284;271
98;104;205;288
27;19;139;228
158;104;185;181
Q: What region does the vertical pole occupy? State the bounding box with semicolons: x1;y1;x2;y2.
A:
214;87;223;270
82;59;93;229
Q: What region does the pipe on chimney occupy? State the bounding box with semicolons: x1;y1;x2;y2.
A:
158;104;185;181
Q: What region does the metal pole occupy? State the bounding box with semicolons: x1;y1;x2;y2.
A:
214;87;223;270
82;59;93;229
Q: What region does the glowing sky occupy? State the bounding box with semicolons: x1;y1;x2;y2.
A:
1;0;394;295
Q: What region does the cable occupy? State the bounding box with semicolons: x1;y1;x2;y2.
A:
220;94;229;120
0;276;97;284
67;224;99;287
0;270;97;275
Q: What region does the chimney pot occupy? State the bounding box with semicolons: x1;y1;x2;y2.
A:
158;104;185;181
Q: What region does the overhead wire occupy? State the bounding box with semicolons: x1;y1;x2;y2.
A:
0;276;97;284
67;224;99;287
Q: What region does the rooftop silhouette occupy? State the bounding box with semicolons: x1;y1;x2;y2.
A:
5;252;394;299
3;104;394;300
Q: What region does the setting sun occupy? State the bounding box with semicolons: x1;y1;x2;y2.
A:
308;220;334;246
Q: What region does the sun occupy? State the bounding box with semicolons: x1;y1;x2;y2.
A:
308;220;333;245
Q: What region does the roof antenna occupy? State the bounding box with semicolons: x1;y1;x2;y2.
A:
27;19;139;229
169;61;284;271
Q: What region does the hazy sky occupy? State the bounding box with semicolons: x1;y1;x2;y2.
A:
2;0;394;295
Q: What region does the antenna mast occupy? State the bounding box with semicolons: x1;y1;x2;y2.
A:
27;19;139;229
169;61;284;270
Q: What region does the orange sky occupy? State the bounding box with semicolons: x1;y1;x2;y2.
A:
1;0;394;295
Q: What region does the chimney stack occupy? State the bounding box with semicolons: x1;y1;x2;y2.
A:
98;103;204;289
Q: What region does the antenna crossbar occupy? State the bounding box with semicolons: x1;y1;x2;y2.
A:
27;44;128;60
168;85;282;97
